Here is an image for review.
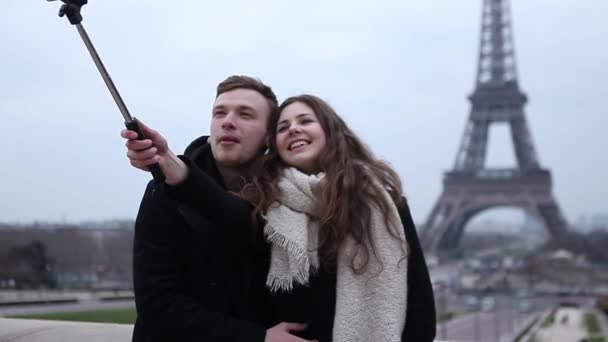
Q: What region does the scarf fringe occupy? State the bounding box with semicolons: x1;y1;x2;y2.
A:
264;223;318;293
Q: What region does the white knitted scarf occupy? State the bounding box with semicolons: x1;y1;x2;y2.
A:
264;167;409;342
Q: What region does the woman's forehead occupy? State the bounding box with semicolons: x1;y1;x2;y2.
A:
279;102;315;120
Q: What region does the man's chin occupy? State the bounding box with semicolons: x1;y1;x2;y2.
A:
215;156;248;168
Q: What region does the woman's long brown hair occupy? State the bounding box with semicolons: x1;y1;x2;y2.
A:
242;95;406;274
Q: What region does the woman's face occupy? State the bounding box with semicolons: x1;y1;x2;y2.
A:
275;101;327;174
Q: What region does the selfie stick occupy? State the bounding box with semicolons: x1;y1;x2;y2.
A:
48;0;165;182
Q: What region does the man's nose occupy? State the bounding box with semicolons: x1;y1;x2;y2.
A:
221;112;236;129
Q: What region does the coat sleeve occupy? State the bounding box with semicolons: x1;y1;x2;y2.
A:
398;199;437;342
165;156;254;232
133;180;267;342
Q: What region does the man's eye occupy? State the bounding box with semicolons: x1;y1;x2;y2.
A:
213;111;225;117
241;112;253;118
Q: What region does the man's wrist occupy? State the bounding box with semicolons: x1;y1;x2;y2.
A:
163;151;189;185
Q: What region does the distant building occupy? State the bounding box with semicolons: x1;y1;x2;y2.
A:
591;214;608;229
573;213;608;233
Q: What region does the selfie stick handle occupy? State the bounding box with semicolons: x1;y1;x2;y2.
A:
57;1;165;182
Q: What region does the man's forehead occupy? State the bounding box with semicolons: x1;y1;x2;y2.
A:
214;89;266;109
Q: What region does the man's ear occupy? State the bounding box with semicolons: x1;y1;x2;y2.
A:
261;134;270;155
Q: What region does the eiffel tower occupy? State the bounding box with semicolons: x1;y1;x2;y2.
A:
420;0;570;253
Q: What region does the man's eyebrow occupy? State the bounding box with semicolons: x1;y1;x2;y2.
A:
278;113;312;125
237;105;257;113
212;104;257;112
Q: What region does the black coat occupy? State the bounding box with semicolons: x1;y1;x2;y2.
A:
131;136;269;342
170;143;437;342
267;200;437;342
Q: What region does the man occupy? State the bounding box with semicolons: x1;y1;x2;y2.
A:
124;75;313;342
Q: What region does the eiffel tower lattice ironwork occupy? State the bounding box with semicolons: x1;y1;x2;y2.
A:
420;0;570;253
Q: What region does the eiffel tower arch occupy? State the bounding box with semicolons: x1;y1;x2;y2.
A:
420;0;571;254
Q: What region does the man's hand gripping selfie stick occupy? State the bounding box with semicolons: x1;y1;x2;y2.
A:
48;0;165;182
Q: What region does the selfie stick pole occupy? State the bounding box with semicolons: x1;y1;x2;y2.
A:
49;0;165;182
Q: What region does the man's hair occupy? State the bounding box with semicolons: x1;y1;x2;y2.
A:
216;75;279;115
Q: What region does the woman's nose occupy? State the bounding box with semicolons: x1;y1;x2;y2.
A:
288;125;302;135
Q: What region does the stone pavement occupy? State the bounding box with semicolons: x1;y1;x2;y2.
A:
535;307;587;342
0;318;132;342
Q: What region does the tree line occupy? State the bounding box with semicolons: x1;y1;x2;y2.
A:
0;222;134;289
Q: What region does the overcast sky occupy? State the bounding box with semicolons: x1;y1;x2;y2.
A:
1;0;606;226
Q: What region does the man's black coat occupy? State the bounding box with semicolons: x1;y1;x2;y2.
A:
131;136;269;342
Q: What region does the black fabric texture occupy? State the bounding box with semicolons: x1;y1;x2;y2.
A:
168;152;437;341
131;136;269;342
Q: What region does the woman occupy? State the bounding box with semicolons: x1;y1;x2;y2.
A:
241;95;435;342
128;95;436;341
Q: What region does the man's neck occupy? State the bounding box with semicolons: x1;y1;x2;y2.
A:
216;165;249;192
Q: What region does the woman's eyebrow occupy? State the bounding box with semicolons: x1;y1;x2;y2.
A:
278;113;312;125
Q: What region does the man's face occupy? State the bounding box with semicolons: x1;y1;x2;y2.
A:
209;88;270;168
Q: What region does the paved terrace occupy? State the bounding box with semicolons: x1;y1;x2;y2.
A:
0;318;132;342
0;316;532;342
